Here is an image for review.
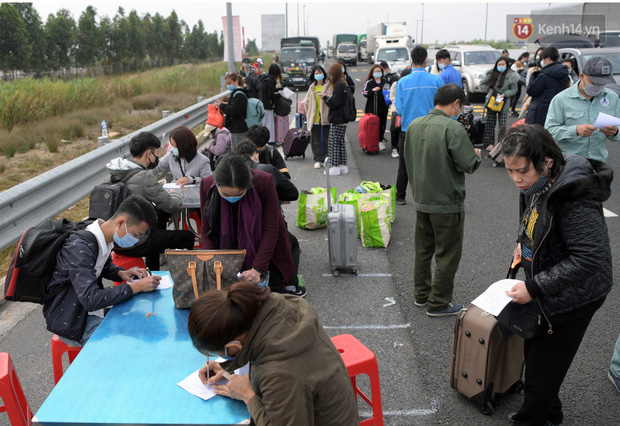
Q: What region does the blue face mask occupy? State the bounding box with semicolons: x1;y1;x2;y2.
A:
438;63;447;70
314;74;324;81
171;147;179;157
497;66;507;73
373;72;383;79
113;222;139;248
227;84;236;91
342;67;345;73
451;103;461;121
218;186;246;203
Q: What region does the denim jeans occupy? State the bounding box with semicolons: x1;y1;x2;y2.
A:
59;314;103;347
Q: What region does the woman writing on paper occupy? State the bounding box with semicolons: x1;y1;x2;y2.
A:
501;125;612;426
199;153;305;297
188;282;359;426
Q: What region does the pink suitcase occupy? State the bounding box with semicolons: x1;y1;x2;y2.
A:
275;115;290;144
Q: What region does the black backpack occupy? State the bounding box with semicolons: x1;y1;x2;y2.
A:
4;218;98;304
88;169;141;220
341;86;357;123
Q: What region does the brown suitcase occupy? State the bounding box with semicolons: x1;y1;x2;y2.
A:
450;305;524;415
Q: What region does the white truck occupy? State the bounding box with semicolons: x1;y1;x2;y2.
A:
373;34;413;73
366;22;410;62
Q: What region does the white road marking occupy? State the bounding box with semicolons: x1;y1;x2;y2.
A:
355;78;361;82
324;323;411;330
604;208;618;217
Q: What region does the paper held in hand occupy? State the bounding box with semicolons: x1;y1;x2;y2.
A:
471;279;521;316
593;112;620;129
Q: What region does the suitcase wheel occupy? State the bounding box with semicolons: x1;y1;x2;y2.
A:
332;270;340;277
491;161;498;168
353;269;359;276
302;154;305;158
478;401;494;415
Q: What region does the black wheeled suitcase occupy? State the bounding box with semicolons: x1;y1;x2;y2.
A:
450;305;524;415
325;158;358;277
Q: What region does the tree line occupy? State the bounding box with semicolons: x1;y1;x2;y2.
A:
0;3;229;74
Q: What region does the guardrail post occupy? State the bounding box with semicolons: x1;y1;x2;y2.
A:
197;96;204;102
97;136;110;147
162;110;171;118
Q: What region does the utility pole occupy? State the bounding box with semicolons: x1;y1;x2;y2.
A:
226;2;234;72
421;3;424;45
303;5;306;36
285;3;288;37
297;3;300;37
484;3;489;44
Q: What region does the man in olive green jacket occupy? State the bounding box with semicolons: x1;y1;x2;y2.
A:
403;84;481;317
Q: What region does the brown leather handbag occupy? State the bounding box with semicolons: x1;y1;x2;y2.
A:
166;249;246;309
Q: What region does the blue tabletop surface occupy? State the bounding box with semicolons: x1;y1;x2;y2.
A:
34;271;250;425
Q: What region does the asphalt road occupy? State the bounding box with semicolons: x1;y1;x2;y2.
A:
1;61;619;425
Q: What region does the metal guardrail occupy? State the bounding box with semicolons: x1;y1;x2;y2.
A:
0;91;229;252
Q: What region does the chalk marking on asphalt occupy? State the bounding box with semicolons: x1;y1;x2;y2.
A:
355;78;361;81
322;273;393;277
323;323;411;330
604;208;618;217
359;398;440;417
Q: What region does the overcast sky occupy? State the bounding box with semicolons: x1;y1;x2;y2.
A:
29;0;573;49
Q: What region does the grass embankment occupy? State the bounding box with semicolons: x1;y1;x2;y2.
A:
0;61;231;274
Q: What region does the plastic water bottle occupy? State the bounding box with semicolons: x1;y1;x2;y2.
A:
101;120;108;137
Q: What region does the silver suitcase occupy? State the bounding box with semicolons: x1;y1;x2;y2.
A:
325;158;359;277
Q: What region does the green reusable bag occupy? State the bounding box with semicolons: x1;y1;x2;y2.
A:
297;187;337;229
338;191;363;238
360;198;392;248
358;181;396;222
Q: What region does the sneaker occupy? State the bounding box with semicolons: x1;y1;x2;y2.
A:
414;299;427;307
287;286;307;298
314;162;321;169
426;302;464;317
340;165;349;174
391;149;399;158
609;369;620;392
378;142;386;151
509;111;518;117
327;167;340;176
395;197;406;205
509;413;561;426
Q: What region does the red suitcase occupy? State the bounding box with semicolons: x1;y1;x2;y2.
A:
283;128;311;159
358;113;380;153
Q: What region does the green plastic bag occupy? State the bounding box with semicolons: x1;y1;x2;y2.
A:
297;187;337;229
338;191;363;238
360;198;392;248
357;181;396;222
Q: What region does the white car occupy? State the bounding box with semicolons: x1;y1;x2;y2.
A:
446;44;501;101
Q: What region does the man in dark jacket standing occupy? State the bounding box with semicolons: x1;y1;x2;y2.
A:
525;46;569;125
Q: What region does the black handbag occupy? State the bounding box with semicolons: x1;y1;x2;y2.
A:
274;97;292;117
495;262;547;339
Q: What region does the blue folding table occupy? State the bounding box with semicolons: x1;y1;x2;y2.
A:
33;271;250;425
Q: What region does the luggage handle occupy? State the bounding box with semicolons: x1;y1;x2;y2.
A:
325;157;332;213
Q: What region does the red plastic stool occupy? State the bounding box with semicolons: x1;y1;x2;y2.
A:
0;352;32;426
111;252;146;286
51;335;82;385
331;334;384;426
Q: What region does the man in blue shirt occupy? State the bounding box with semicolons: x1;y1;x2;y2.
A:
436;49;462;87
394;46;444;204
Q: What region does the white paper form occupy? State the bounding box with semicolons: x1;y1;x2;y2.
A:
163;182;182;189
471;279;521;316
177;369;227;401
593;112;620;129
178;362;251;400
155;274;173;290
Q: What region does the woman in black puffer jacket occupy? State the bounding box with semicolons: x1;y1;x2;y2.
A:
501;125;613;426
